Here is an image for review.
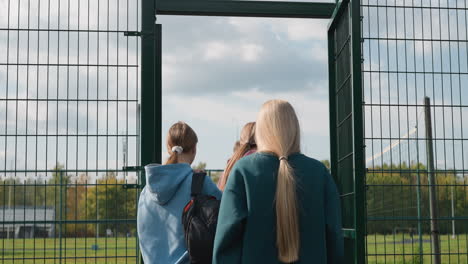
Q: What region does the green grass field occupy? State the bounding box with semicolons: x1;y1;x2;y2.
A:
367;234;468;264
1;234;467;263
1;237;138;264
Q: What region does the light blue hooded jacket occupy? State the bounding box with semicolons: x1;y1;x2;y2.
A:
137;163;222;264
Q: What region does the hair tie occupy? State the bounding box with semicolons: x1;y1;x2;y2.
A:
279;156;288;161
171;146;183;154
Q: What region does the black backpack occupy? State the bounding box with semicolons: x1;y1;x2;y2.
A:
182;172;220;264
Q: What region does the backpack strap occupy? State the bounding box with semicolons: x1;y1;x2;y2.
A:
191;172;206;197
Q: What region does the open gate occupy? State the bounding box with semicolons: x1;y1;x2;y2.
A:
328;1;366;263
6;1;467;264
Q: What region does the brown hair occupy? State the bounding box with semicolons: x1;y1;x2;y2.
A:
232;141;241;153
256;100;301;262
218;122;256;190
165;122;198;165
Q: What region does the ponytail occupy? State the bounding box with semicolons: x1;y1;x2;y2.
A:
276;158;300;262
255;100;301;262
166;152;178;165
164;122;198;165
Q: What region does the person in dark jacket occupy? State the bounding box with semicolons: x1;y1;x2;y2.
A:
213;100;344;264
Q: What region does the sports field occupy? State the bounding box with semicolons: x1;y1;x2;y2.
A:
1;237;139;264
367;234;468;264
1;234;467;263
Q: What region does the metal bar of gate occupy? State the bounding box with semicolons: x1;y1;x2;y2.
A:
140;0;162;184
155;0;335;18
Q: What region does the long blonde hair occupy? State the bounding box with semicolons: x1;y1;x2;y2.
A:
218;122;256;190
165;122;198;165
256;100;301;263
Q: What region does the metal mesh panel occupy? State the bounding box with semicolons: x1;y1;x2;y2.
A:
362;0;468;263
0;0;141;263
328;1;366;262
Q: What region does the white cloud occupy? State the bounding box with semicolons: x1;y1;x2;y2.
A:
227;18;264;36
275;19;328;41
203;41;230;61
228;18;328;41
159;16;328;95
240;43;264;62
227;17;328;42
165;95;255;126
201;41;264;63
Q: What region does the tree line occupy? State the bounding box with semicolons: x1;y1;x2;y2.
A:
0;164;138;237
1;161;466;236
366;162;468;234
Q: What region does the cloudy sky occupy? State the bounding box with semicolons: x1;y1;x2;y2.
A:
159;15;331;169
0;0;332;178
1;0;467;180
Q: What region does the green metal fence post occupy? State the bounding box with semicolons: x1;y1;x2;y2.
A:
350;1;365;263
140;1;162;261
416;167;423;260
328;18;338;188
424;97;441;264
140;0;162;183
59;170;63;264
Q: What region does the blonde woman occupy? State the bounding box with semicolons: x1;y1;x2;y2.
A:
213;100;343;264
218;122;257;191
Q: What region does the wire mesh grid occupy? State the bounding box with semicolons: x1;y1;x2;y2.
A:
0;0;141;263
329;2;361;260
362;0;468;263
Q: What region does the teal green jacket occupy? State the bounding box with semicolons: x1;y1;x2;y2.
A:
213;153;344;264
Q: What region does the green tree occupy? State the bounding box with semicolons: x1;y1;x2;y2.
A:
0;177;15;207
65;174;89;237
85;172;137;236
45;164;71;236
192;162;207;171
366;162;468;234
209;171;222;184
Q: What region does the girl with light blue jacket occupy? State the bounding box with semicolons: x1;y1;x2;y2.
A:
137;122;222;264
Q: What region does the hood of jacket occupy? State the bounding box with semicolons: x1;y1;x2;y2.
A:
144;163;192;205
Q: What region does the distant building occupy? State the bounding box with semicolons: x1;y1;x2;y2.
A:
0;206;55;238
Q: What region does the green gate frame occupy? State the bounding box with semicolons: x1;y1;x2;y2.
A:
328;0;365;263
139;0;365;263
